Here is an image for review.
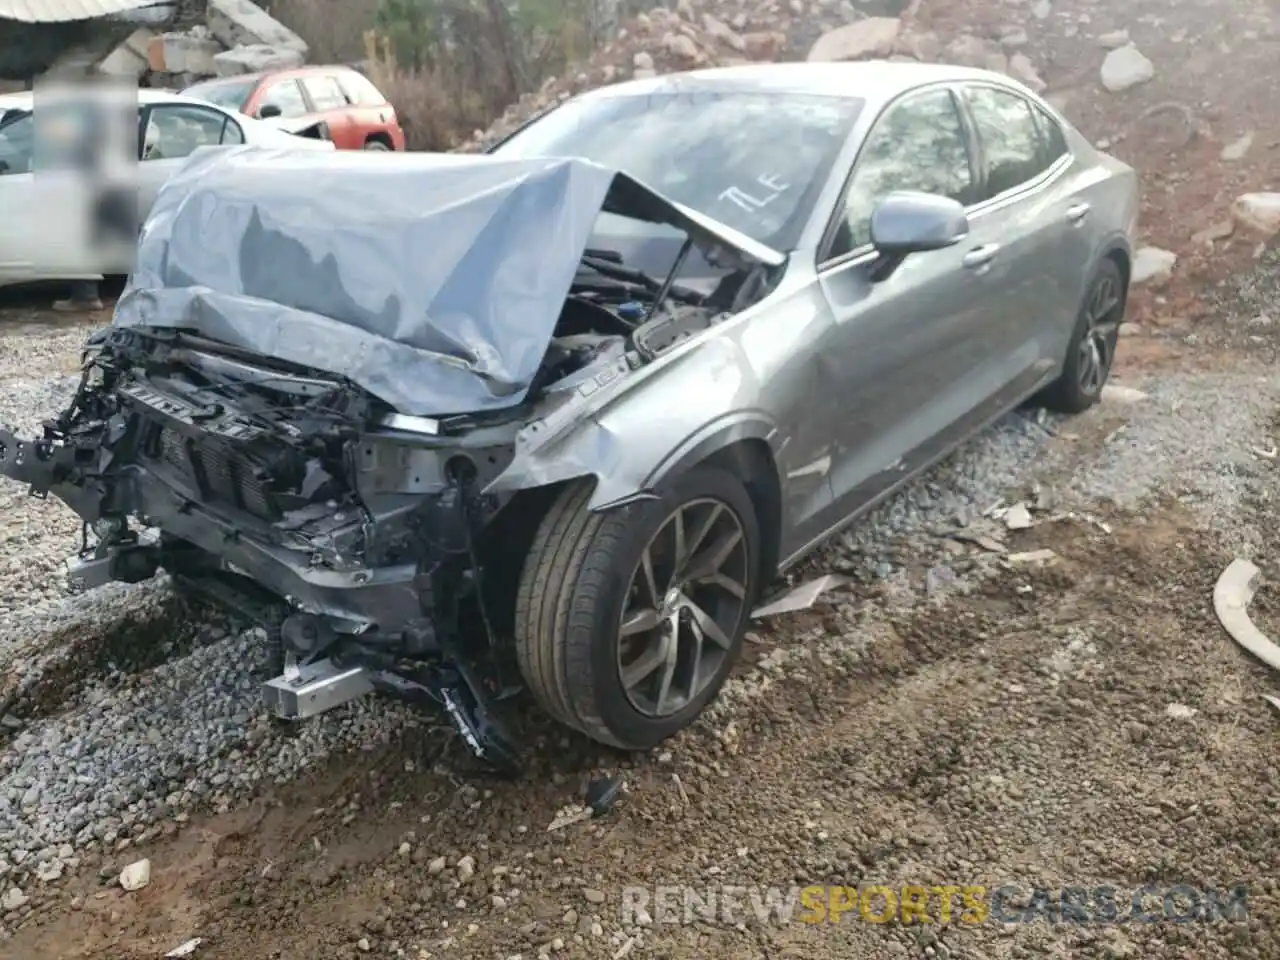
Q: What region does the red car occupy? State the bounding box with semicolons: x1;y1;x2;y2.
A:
183;65;406;151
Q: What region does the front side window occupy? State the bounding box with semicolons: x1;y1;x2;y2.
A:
491;90;862;251
964;85;1052;200
829;88;974;258
142;105;234;161
257;79;308;119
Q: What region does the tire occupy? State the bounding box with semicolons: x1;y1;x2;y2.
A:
1038;258;1126;414
514;467;761;750
363;139;391;151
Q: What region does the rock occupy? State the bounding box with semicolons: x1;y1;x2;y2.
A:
1097;29;1130;49
741;31;786;60
1004;503;1033;530
1032;0;1052;18
456;855;476;882
999;28;1029;49
1191;220;1234;246
896;30;941;62
702;15;745;52
397;842;411;858
1100;45;1155;92
1230;193;1280;236
632;51;654;71
946;34;997;69
1132;247;1177;285
1165;703;1198;719
1220;132;1254;162
1;887;26;911
211;43;305;78
207;0;307;53
36;859;63;882
427;855;447;875
807;18;902;62
583;887;607;904
119;858;151;892
1007;54;1046;92
661;32;700;61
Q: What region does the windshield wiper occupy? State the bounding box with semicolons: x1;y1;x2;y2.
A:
579;249;703;307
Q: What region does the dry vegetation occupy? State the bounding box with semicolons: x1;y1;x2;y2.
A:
265;0;631;149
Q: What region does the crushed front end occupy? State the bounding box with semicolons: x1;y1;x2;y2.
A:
0;326;530;771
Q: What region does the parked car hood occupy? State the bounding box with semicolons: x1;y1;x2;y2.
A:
112;146;785;417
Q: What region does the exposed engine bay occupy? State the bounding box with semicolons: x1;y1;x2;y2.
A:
0;245;773;773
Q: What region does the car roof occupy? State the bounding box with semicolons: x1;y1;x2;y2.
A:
186;64;362;89
0;88;242;113
572;61;1030;109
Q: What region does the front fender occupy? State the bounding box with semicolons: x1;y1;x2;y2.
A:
485;335;781;511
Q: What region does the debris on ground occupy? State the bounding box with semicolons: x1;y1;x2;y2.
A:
1101;384;1150;404
1006;549;1059;565
1214;558;1280;672
585;775;625;817
1002;502;1035;530
751;574;849;618
164;939;203;958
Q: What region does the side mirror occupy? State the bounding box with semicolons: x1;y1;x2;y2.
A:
257;103;282;120
869;191;969;256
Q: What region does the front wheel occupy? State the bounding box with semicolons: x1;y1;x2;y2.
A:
1038;258;1126;414
363;139;391;151
514;467;760;750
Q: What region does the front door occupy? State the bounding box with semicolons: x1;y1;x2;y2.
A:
814;85;1000;519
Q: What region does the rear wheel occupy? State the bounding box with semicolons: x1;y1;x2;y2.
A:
363;139;391;151
514;467;760;750
1039;258;1126;414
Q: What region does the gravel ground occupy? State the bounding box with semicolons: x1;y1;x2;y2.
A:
2;0;1280;950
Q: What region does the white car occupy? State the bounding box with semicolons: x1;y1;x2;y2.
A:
0;88;333;288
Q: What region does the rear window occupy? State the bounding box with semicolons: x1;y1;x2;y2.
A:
182;77;257;112
336;72;389;106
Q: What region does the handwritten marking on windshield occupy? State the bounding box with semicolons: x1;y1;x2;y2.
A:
718;172;792;213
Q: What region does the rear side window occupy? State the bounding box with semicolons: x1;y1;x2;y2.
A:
964;85;1051;200
302;76;350;112
1036;107;1069;166
337;72;388;106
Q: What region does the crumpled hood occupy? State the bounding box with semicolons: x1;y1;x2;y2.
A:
112;146;784;417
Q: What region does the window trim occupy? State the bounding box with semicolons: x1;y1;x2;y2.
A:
816;82;979;270
957;80;1073;214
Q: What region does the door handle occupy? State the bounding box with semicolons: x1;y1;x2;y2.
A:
962;244;999;269
1066;202;1091;223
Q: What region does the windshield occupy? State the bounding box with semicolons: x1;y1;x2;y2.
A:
182;78;257;112
491;90;861;251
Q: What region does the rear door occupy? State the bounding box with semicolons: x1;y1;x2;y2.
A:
955;81;1080;390
816;84;998;514
298;74;359;149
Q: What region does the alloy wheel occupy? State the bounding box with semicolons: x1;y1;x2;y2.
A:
616;498;751;718
1076;270;1123;396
